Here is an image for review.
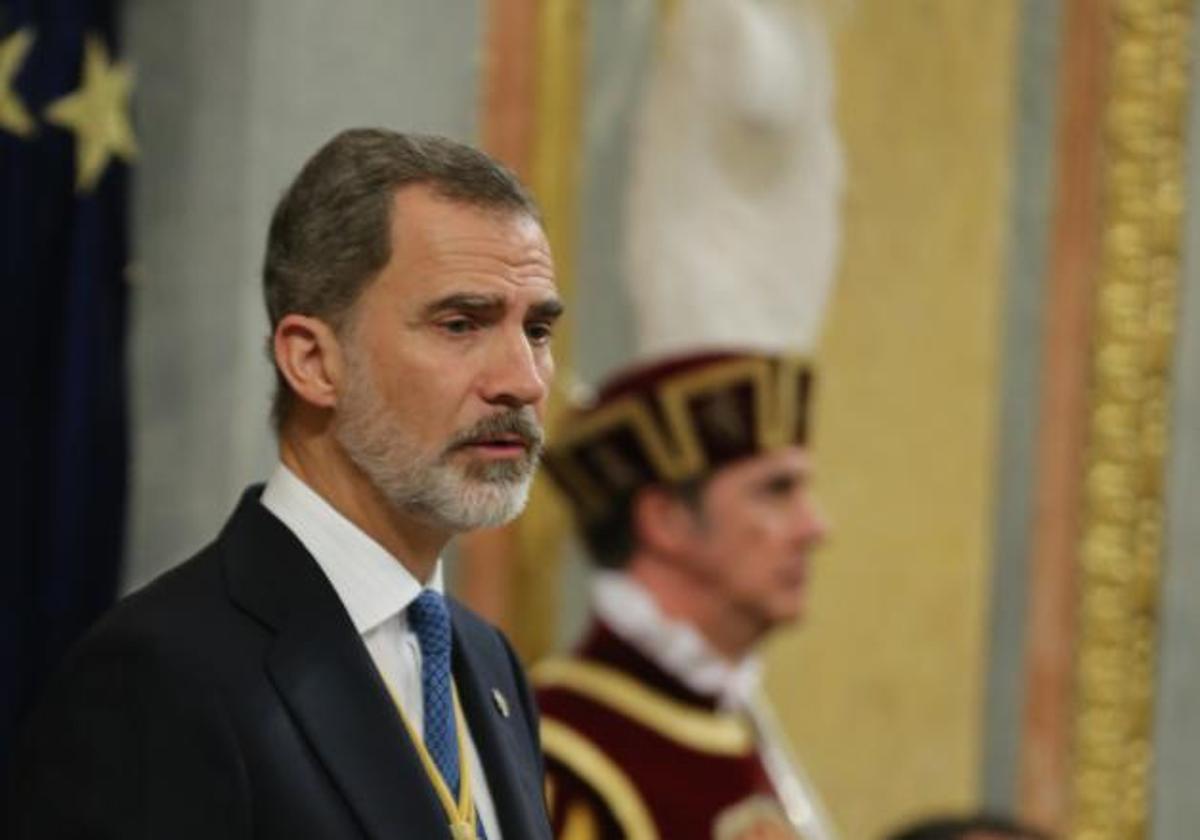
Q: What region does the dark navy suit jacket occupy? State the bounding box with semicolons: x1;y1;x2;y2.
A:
12;487;551;839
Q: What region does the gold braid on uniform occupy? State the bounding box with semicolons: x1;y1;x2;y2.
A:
540;719;659;840
534;659;756;755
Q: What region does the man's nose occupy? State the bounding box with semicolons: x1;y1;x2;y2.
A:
796;496;831;547
480;330;551;409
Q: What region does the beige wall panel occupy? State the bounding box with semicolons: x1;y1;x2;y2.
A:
763;3;1019;837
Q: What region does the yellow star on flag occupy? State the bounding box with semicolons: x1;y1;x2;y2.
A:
0;27;35;138
45;34;138;192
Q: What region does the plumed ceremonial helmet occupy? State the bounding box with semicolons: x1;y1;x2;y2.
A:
543;0;845;537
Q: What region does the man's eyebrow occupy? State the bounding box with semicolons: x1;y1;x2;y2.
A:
418;293;565;322
420;293;505;319
528;298;565;320
760;464;810;486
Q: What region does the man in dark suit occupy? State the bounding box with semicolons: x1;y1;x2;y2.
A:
535;353;837;840
11;129;562;839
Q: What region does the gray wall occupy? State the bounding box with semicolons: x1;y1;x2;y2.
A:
121;0;483;590
1151;4;1200;834
982;0;1064;812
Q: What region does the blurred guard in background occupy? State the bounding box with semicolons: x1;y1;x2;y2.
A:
535;0;844;837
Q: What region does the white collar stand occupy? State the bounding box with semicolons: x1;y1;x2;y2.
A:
591;571;762;710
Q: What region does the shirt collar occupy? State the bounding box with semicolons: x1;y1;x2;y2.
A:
591;571;762;710
259;463;443;635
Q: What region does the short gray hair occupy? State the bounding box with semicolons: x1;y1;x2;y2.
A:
263;128;540;430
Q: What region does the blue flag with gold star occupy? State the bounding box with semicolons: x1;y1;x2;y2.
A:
1;0;134;786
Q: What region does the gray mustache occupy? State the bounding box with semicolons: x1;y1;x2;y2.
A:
447;410;544;453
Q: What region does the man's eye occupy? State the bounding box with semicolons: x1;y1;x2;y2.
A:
762;476;798;498
526;322;554;344
441;318;476;335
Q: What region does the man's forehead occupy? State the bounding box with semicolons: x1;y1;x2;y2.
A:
406;269;560;307
731;446;811;477
696;447;810;504
389;203;555;289
419;230;554;271
392;187;546;244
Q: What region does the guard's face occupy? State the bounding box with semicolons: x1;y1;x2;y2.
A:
333;185;561;531
686;446;828;636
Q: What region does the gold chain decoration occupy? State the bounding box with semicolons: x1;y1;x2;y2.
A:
1070;1;1193;837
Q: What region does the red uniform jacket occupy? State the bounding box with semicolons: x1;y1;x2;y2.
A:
534;621;808;840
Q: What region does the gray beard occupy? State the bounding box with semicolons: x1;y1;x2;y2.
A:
333;361;542;532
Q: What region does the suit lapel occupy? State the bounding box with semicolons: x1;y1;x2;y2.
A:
222;489;448;840
267;611;447;840
452;609;550;840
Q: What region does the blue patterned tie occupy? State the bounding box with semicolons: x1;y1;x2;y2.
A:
407;592;491;839
408;590;461;798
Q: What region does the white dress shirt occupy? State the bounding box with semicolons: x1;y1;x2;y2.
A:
260;464;502;839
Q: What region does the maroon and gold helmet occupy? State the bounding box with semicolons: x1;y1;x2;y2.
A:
542;350;814;529
546;0;843;546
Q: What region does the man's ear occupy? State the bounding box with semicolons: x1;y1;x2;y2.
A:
273;314;345;412
632;486;703;558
